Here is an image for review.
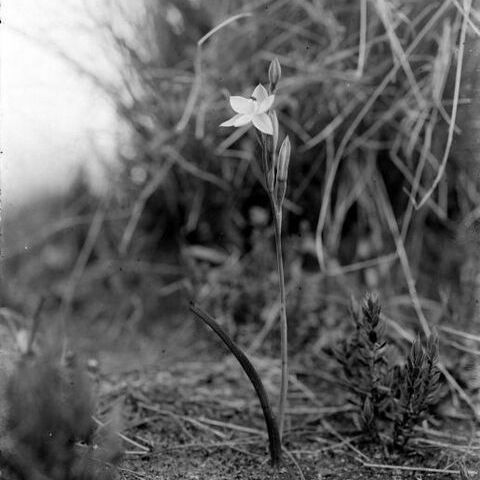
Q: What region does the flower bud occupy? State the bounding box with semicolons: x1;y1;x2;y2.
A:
268;57;282;93
274;136;291;208
277;136;291;182
274;180;287;210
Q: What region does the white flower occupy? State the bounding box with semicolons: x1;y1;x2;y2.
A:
220;84;275;135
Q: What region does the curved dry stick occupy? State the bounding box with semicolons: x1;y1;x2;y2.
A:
189;302;282;468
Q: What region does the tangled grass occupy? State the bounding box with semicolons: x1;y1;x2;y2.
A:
6;0;479;332
2;3;480;475
36;0;475;320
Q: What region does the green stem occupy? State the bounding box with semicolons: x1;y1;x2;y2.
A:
272;208;288;440
261;136;288;441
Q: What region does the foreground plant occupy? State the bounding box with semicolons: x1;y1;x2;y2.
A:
392;333;441;449
0;310;122;480
334;293;441;450
191;57;291;467
221;56;291;437
334;294;389;440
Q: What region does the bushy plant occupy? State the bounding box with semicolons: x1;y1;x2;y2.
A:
1;349;122;480
392;331;441;449
334;293;441;450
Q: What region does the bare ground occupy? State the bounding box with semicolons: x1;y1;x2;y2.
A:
72;314;479;480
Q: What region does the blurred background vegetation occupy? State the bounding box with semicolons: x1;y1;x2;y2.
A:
3;0;480;355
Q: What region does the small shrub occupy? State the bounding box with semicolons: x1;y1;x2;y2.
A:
1;350;122;480
392;333;441;449
333;293;441;450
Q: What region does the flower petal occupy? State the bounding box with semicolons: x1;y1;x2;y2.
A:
252;113;273;135
220;114;243;127
230;96;255;114
251;84;269;104
258;95;275;113
233;114;252;127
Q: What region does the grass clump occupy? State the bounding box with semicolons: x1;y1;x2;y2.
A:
334;292;441;451
1;348;122;480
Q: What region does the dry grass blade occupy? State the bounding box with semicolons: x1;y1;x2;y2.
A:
314;1;451;270
373;169;430;335
119;162;173;256
439;325;480;342
282;446;306;480
414;0;471;209
450;0;480;35
175;12;253;132
374;0;425;106
164;145;229;190
356;0;368;77
60;194;110;358
321;420;371;462
359;459;478;476
92;416;150;454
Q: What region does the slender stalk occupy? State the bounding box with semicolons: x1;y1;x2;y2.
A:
261;130;289;441
272;208;288;440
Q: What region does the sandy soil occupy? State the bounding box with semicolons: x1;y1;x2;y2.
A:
77;316;475;480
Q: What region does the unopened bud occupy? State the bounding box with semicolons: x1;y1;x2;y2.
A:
277;136;291;181
274;180;287;210
268;57;282;93
274;136;291;208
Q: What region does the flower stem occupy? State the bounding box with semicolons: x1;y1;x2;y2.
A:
272;208;288;440
260;133;289;441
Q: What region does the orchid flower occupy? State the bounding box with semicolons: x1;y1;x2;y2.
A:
220;84;275;135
